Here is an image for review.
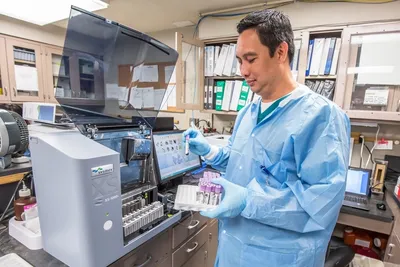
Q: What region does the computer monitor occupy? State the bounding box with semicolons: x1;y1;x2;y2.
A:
345;167;371;195
153;130;201;183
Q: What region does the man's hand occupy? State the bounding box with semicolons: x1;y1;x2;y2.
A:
182;128;211;156
200;178;248;219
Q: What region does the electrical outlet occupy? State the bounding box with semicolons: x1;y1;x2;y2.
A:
375;140;393;150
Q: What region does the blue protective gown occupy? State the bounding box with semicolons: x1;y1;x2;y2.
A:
205;85;350;267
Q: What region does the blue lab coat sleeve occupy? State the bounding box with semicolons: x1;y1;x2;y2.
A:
203;107;248;172
241;107;351;233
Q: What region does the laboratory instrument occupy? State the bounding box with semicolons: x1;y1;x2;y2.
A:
0;108;29;169
185;135;189;155
28;7;180;267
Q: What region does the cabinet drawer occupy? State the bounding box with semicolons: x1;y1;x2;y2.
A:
123;230;170;267
173;212;208;249
172;224;208;267
181;244;207;267
385;233;400;264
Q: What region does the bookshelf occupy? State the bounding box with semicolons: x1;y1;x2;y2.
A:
184;21;400;122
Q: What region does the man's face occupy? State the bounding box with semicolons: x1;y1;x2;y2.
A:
236;29;280;95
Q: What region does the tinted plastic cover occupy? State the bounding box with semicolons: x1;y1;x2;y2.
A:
55;6;178;129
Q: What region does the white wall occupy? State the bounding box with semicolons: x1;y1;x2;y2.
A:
0;15;66;46
199;1;400;40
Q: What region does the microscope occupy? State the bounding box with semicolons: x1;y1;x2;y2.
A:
28;7;181;267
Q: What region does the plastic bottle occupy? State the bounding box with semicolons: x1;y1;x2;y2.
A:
394;176;400;198
14;181;36;221
343;227;356;245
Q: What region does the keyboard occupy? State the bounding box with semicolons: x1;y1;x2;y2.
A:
345;195;368;205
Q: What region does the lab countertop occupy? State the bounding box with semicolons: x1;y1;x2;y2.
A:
340;197;394;223
0;211;192;267
0;227;66;267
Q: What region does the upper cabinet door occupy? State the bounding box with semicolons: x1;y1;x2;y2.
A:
6;38;45;102
336;23;400;121
292;31;309;84
0;37;11;102
42;46;73;103
175;32;205;110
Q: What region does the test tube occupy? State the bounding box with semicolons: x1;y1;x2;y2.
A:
185;135;190;155
210;184;217;205
215;185;222;205
197;183;206;203
203;184;212;205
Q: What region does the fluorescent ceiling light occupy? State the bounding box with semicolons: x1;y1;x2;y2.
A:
172;20;195;28
0;0;108;26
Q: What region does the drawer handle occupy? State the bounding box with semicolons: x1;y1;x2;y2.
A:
133;255;152;267
388;243;395;254
4;87;7;96
187;220;200;230
186;242;198;253
13;87;16;97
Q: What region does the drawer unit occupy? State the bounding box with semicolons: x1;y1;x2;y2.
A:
172;224;208;267
172;212;208;249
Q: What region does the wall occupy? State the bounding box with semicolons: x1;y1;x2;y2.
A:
0;15;66;45
198;1;400;40
148;26;212;130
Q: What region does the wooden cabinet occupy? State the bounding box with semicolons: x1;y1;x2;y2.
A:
175;32;204;110
335;22;400;121
5;37;45;102
0;36;11;102
385;233;400;263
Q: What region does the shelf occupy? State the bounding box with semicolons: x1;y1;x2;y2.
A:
205;76;243;80
202;109;238;115
14;59;35;65
56;97;105;106
80;77;94;81
306;75;336;80
53;75;70;79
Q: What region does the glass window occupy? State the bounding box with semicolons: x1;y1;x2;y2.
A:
347;33;400;112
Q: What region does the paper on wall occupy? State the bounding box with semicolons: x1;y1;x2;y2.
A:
141;65;158;82
363;87;389;106
167;84;176;107
129;87;155;109
165;66;175;84
132;64;143;82
15;65;39;91
154;89;166;110
142;87;155;108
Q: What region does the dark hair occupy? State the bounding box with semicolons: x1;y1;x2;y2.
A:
237;9;294;64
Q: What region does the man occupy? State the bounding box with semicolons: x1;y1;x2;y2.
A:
183;9;350;267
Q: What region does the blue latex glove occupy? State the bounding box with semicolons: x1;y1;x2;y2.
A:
200;178;248;219
182;128;211;156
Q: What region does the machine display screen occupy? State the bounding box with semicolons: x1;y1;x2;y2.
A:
153;131;201;182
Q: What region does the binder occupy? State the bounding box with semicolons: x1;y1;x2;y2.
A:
306;39;314;77
246;90;254;105
215;80;225;111
222;44;236;76
316;80;325;94
222;81;234;111
235;60;241;76
329;38;341;75
292;40;301;71
324;38;336;75
214;46;220;71
309;38;325;76
214;44;229;76
208;78;214;109
206;46;215;77
230;80;243;111
204;78;209;109
319;38;331;75
237;81;250;111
